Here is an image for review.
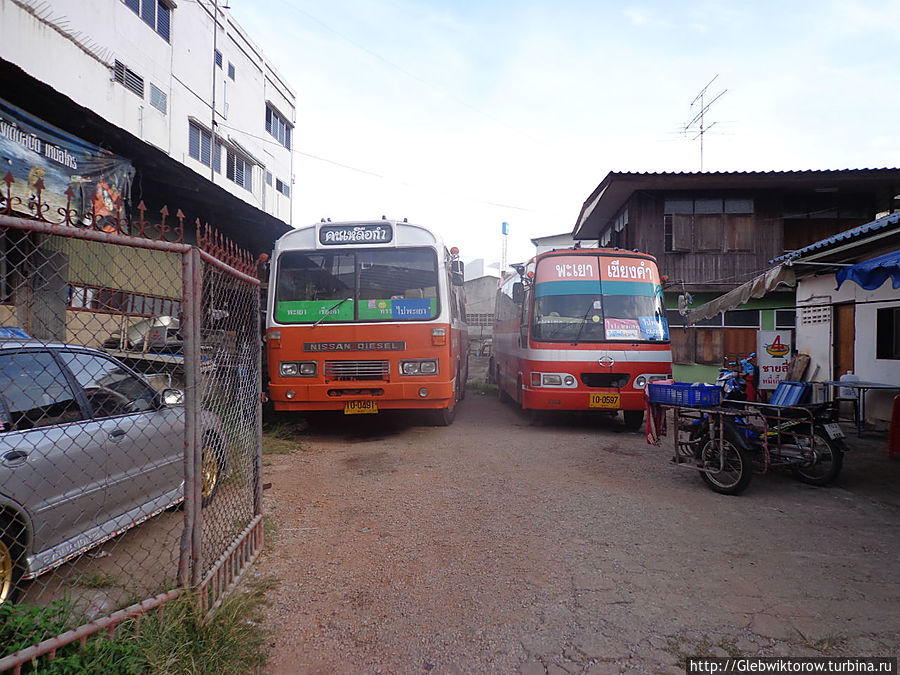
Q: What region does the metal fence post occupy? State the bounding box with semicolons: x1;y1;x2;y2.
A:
189;246;204;587
178;248;196;588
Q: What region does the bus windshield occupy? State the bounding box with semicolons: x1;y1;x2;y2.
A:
531;254;669;343
274;247;439;323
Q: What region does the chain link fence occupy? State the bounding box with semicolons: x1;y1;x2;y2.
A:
0;193;262;669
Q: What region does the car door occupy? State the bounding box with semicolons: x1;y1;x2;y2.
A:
56;351;184;524
0;349;108;563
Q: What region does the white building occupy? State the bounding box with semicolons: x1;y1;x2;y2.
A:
0;0;295;226
531;232;598;255
783;213;900;424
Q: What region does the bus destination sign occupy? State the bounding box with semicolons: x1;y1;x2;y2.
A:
319;223;393;245
304;341;406;352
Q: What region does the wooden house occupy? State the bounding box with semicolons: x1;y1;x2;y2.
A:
572;169;900;380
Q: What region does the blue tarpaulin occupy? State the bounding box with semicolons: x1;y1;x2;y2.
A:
835;250;900;291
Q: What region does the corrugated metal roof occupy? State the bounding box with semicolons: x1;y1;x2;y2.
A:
771;211;900;263
573;168;900;239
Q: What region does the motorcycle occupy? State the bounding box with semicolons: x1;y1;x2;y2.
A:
665;377;847;495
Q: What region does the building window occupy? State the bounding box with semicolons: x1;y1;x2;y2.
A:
188;121;212;167
265;171;273;186
114;60;144;98
228;63;235;81
265;104;292;149
149;84;167;113
276;178;290;198
226;148;252;191
723;309;760;327
215;50;222;68
124;0;171;42
876;306;900;359
68;283;181;317
664;198;754;252
775;309;796;329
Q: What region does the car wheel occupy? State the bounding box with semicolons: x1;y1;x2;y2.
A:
201;434;225;507
0;515;26;607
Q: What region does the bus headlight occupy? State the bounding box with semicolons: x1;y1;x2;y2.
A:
400;359;439;375
530;372;578;388
280;361;317;377
632;374;669;389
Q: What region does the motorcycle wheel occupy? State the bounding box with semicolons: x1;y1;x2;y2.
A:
699;429;753;495
791;429;844;486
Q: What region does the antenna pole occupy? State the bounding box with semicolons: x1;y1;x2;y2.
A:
683;75;726;171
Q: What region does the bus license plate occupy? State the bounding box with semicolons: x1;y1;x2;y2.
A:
589;393;620;409
823;422;844;440
344;400;378;415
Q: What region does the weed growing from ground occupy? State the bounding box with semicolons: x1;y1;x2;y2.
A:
0;577;272;674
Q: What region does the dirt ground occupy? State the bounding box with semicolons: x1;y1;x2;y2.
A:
256;387;900;674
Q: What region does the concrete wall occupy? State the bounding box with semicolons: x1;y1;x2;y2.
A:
0;0;295;224
797;274;900;422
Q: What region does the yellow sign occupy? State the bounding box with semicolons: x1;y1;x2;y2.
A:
344;400;378;415
589;393;620;408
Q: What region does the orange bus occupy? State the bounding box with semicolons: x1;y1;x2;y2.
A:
492;248;672;429
265;219;468;425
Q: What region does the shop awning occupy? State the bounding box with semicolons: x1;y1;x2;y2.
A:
684;264;796;325
835;249;900;291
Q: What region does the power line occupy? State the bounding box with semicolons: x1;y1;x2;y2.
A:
213;121;543;214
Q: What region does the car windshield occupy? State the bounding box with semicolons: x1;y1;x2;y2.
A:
274;248;439;323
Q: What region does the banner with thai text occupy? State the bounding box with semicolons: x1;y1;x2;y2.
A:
0;96;134;229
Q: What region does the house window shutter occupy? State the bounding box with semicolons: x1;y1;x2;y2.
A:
671;214;692;251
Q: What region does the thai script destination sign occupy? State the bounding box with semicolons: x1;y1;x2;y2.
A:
319;224;393;245
600;257;660;284
304;341;406;352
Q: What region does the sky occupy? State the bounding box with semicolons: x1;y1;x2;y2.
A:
230;0;900;271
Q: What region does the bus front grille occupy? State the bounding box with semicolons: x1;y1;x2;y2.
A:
324;360;390;381
580;373;630;388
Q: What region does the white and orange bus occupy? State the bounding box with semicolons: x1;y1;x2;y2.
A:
492;248;672;428
265;219;468;425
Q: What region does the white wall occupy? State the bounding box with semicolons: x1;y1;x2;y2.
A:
0;0;295;224
796;273;900;422
532;234;598;255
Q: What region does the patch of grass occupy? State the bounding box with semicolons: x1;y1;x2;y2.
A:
135;580;271;674
794;628;845;654
1;578;272;674
261;420;306;455
263;514;279;544
78;573;118;589
262;434;301;455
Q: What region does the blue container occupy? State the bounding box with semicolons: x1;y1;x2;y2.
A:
647;381;721;407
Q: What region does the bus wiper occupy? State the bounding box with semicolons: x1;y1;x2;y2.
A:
571;303;596;345
312;297;351;327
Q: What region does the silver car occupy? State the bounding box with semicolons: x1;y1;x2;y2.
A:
0;339;225;605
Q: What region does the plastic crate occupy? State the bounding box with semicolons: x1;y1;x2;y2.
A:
647;381;721;407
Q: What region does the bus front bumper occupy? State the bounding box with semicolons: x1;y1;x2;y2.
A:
268;381;455;412
520;387;646;412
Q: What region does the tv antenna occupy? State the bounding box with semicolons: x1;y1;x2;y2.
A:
683;75;727;171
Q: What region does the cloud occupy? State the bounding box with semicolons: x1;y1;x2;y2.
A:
622;7;650;26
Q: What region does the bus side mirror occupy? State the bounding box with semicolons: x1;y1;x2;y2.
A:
451;260;464;286
512;282;524;304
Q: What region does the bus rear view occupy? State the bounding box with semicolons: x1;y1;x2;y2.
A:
493;249;672;428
